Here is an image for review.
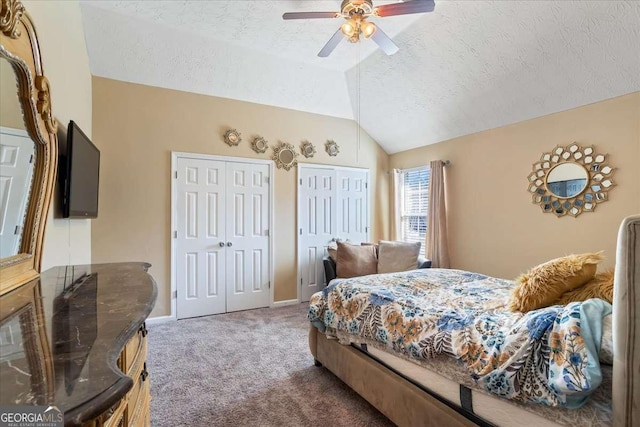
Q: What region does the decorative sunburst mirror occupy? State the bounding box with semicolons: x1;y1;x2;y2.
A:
251;136;269;153
300;141;316;158
223;129;242;146
273;142;298;171
325;140;340;157
528;143;615;217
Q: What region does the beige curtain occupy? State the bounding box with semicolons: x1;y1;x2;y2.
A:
389;169;401;241
426;161;450;268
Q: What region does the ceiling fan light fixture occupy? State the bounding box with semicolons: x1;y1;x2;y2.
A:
341;20;357;38
361;20;377;38
284;0;436;57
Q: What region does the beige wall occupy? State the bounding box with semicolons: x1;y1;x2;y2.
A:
391;92;640;279
91;77;390;317
20;0;93;270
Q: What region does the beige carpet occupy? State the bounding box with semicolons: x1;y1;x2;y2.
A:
147;303;392;426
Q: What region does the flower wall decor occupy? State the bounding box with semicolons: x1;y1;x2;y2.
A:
325;140;340;157
300;140;316;158
223;129;242;146
528;143;616;217
251;136;269;153
273;142;298;171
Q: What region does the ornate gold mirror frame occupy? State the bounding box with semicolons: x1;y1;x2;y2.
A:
528;143;615;217
300;140;316;158
273;142;298;171
1;0;58;294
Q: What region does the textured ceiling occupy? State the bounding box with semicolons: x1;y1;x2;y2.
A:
80;1;640;154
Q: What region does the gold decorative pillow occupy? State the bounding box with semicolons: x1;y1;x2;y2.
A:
336;241;377;278
555;270;614;305
508;252;604;312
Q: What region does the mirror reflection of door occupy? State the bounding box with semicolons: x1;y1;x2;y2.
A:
0;127;35;258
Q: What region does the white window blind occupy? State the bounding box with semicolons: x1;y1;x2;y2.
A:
399;168;430;256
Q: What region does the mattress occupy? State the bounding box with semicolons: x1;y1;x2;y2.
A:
344;336;613;427
310;268;612;408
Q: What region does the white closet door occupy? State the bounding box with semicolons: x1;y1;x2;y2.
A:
176;158;227;319
299;167;337;302
225;162;270;312
337;169;369;244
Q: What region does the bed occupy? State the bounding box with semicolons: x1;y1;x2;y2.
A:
307;214;639;427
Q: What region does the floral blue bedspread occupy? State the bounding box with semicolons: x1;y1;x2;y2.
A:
308;268;611;408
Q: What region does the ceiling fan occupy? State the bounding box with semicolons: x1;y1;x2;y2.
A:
283;0;436;57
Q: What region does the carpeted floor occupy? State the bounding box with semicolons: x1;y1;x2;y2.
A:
147;303;393;426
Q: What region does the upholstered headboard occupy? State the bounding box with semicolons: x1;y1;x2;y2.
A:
613;214;640;427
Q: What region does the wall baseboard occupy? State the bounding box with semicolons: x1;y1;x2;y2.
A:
146;315;176;325
272;299;301;308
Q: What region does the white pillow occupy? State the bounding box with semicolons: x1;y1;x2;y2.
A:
377;240;421;274
600;314;613;365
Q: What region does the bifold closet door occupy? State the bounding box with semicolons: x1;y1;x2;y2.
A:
337;169;369;244
298;166;369;302
176;157;270;319
176;158;227;318
298;167;337;303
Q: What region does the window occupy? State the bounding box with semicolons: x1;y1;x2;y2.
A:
399;167;430;256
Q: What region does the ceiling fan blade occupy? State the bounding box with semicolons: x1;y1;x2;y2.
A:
370;26;399;55
283;11;339;20
318;29;344;57
375;0;435;17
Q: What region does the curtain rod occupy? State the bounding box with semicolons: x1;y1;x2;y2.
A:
386;160;450;175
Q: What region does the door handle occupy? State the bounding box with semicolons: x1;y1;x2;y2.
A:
226;242;233;247
219;242;225;247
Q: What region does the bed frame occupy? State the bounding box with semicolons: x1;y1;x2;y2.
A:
309;214;639;427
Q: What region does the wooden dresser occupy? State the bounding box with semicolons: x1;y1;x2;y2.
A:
0;262;157;426
98;323;151;427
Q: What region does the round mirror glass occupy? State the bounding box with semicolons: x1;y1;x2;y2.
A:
545;162;588;198
279;149;294;164
0;59;36;259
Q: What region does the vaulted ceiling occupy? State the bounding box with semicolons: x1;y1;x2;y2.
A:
80;1;640;154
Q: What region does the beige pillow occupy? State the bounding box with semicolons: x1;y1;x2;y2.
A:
327;239;351;261
508;252;604;312
377;240;421;274
336;241;377;278
327;242;338;261
361;242;379;258
555;270;614;305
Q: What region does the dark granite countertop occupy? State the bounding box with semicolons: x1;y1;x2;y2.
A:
0;262;157;426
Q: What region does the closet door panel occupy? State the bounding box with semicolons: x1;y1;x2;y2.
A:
176;158;227;319
225;162;270;312
298;168;337;302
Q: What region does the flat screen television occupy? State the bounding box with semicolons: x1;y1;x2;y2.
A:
63;121;100;218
